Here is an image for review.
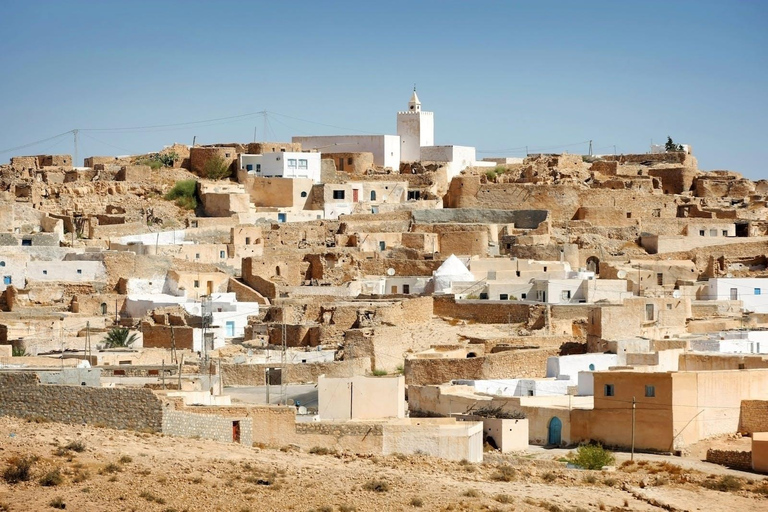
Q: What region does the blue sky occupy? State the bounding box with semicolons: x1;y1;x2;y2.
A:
0;1;765;178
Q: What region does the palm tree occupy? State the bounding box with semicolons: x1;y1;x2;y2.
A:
102;327;138;349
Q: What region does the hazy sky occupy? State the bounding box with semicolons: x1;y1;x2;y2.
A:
0;1;765;178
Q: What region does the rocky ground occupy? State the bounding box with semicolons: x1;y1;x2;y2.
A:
0;417;767;511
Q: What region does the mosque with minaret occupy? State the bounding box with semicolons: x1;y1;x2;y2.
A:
397;87;434;162
294;88;492;179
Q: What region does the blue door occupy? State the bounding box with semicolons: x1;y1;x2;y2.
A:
277;213;287;223
548;417;562;446
226;321;235;337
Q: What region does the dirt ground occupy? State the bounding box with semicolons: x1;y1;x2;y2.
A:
1;417;767;512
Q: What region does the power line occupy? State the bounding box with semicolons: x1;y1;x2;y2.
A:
0;130;74;155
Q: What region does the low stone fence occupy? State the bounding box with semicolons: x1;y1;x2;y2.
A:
0;372;162;432
162;409;253;446
705;448;752;471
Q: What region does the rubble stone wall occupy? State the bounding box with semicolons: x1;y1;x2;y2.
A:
739;401;768;434
221;357;370;386
705;448;752;471
0;372;162;431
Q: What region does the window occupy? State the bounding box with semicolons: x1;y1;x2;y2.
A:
21;239;31;246
220;251;226;258
645;385;655;397
561;290;571;300
521;293;527;299
245;237;251;245
543;266;548;272
710;229;717;237
195;253;200;259
699;230;705;236
287;159;297;169
347;157;353;165
194;280;199;288
370;191;376;201
500;294;509;300
604;384;615;397
43;270;48;275
588;364;595;371
479;293;488;300
722;230;728;236
3;276;10;285
407;190;421;200
191;220;198;228
755;288;762;296
645;304;654;321
298;159;308;169
256;164;261;172
379;240;387;251
0;261;4;267
77;269;82;275
666;303;672;310
246;164;253;171
300;191;307;198
402;284;410;294
225;152;231;158
332;190;345;200
657;273;663;286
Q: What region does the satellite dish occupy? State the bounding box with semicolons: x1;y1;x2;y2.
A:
617;270;627;279
672;290;681;298
386;268;395;276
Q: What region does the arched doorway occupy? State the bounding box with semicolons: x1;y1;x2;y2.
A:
548;417;562;446
586;256;600;275
100;303;107;315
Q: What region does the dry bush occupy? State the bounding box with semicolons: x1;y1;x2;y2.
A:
2;456;34;484
494;494;514;504
363;479;390;492
491;464;516;482
462;489;480;498
409;497;424;507
39;468;63;487
702;475;742;492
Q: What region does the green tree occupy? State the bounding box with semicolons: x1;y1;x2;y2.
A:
203;155;232;180
566;443;615;470
102;328;138;349
665;136;684;152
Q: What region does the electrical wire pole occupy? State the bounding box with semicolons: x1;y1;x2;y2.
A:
73;129;79;167
631;396;636;461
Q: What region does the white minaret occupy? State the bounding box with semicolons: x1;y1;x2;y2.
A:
397;87;434;162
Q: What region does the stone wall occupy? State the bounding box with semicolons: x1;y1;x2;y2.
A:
404;348;558;386
433;296;530;323
705;448;752;471
162;409;253;445
221;357;370;385
0;372;162;431
740;401;768;434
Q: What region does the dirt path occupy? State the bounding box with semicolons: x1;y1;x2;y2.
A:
0;417;766;511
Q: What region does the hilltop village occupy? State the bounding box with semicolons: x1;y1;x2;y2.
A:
1;91;768;506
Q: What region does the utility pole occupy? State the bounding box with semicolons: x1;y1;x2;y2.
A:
192;136;196;147
613;145;617;156
265;368;270;405
85;321;91;363
631;396;636;461
73;129;79;167
588;140;593;157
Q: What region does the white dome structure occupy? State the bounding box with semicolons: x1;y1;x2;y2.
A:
433;254;475;294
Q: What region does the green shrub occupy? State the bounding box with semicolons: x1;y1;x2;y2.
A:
203;156;232;180
40;468;63;487
566;444;615;470
164;180;198;210
2;456;34;484
371;369;388;376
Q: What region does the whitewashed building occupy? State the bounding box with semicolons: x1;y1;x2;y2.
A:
239;151;322;183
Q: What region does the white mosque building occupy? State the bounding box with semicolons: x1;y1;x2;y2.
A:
294;89;493;178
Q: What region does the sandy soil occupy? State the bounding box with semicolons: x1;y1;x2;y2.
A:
0;417;766;512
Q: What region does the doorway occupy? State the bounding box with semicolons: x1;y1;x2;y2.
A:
548;417;562;446
232;421;241;443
